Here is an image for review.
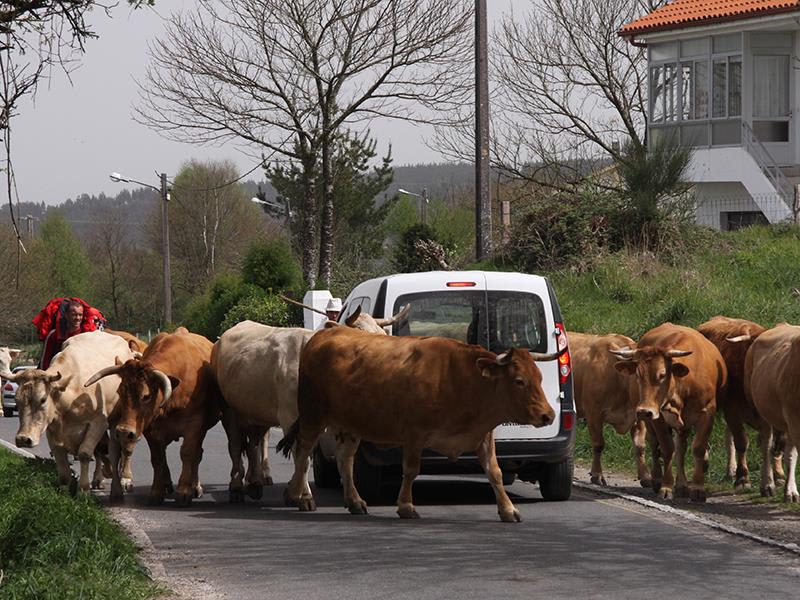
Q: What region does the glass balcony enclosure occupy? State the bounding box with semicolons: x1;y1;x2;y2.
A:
648;32;792;149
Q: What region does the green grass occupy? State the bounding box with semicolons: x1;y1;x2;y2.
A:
555;224;800;500
0;448;162;599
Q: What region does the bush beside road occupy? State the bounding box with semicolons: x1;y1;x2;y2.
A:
0;447;162;599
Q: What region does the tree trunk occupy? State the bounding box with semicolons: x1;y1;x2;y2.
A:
317;128;334;289
300;154;318;289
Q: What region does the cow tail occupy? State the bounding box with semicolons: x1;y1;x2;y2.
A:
276;419;300;458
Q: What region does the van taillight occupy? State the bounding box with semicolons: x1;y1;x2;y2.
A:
561;412;575;431
554;323;571;384
3;383;12;391
446;281;476;287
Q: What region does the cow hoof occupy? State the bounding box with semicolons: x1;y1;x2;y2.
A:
147;494;165;506
264;476;274;486
590;475;607;486
776;477;787;487
652;479;662;493
166;481;175;495
734;478;751;491
640;478;653;489
785;491;799;503
761;484;776;498
91;479;105;490
246;482;264;500
658;487;673;500
689;487;707;502
298;497;317;512
347;500;368;515
121;478;133;493
229;488;245;504
498;508;521;523
398;505;420;519
674;485;689;499
174;492;193;508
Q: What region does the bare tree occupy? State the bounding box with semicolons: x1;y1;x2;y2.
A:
135;0;472;288
163;159;264;298
434;0;666;193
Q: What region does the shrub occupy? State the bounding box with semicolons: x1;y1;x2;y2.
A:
392;223;454;273
184;273;264;339
242;238;303;293
220;293;292;332
506;190;618;272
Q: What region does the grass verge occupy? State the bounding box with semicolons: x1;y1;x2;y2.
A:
0;447;162;599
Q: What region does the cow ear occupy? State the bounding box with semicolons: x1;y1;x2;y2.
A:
476;358;500;379
614;361;637;375
168;376;181;390
9;349;20;360
671;363;690;378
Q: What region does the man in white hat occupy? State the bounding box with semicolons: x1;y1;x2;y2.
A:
323;297;342;326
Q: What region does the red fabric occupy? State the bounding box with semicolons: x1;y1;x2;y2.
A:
32;297;106;342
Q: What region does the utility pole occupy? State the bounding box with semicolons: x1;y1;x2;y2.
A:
475;0;492;261
24;214;34;239
160;172;173;324
421;187;428;225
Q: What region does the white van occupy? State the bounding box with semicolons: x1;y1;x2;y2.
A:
313;270;576;501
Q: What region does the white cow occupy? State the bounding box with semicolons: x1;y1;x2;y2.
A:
0;347;21;377
9;331;135;495
212;306;410;502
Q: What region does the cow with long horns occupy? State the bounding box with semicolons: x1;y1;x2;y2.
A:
277;325;558;522
610;323;727;501
9;331;136;494
85;327;221;506
212;304;411;503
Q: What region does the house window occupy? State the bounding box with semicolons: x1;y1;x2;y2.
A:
649;34;742;147
753;55;789;118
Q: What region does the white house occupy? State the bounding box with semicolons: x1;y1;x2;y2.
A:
620;0;800;230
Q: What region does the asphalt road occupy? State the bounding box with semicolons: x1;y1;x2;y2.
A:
2;415;799;600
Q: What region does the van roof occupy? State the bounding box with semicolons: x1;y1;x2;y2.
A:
358;270;547;287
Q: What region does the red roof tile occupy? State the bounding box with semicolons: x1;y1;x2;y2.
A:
619;0;800;37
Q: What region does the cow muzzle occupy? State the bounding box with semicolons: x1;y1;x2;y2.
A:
15;433;35;448
115;426;138;445
636;407;659;421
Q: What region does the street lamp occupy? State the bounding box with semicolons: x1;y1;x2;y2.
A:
109;171;172;325
398;188;429;225
251;197;294;222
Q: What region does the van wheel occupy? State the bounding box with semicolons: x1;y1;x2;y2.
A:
354;447;383;503
312;445;341;489
539;457;573;501
2;407;12;418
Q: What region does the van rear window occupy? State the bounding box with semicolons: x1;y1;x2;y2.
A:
392;291;548;354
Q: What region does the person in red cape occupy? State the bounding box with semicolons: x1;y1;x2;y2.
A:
32;298;106;369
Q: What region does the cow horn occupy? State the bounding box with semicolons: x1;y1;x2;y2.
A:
495;352;512;365
726;334;751;343
48;371;62;383
84;364;123;387
609;347;637;359
666;349;692;358
529;351;560;362
374;303;412;327
151;369;173;404
345;305;362;327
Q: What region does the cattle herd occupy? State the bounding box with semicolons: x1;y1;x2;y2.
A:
0;310;798;523
571;316;798;503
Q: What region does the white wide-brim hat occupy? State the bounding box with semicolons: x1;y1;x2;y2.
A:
326;298;342;312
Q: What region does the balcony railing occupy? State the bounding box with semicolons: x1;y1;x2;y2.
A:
742;120;794;209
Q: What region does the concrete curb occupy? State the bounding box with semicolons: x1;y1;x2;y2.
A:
574;481;800;556
0;438;35;459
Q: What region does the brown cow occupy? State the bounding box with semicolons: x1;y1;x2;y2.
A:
570;332;650;487
85;327;221;506
277;326;558;522
698;316;784;489
105;329;148;354
744;323;800;501
611;323;726;502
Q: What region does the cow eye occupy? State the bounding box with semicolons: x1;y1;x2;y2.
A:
39;397;47;407
514;377;526;388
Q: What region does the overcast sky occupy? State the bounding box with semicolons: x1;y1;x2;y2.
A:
15;1;524;206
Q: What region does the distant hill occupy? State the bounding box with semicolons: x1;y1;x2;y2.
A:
0;163;475;243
